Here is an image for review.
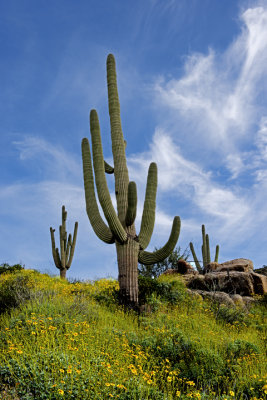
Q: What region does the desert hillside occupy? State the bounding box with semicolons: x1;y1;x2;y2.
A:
0;268;266;399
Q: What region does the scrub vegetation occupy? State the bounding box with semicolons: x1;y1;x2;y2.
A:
0;268;266;399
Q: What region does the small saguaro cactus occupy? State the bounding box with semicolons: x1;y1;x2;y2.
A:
190;224;219;273
50;205;78;279
81;54;181;305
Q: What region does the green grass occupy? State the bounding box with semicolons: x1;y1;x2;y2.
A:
0;269;266;399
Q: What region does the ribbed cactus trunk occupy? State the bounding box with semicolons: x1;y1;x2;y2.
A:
82;54;181;306
116;237;139;304
60;269;67;279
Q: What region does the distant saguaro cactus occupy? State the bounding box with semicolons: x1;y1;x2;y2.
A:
50;205;78;279
81;54;180;305
190;224;219;273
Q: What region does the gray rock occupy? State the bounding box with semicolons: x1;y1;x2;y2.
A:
230;294;244;306
242;296;257;306
219;258;253;271
195;290;235;306
204;271;255;296
186;288;203;301
187;274;208;291
187;271;258;296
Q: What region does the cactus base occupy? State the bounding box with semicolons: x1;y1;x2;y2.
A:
60;269;67;279
116;238;139;304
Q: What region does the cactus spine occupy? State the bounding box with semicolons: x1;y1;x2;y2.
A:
82;54;181;305
190;224;219;273
50;205;78;279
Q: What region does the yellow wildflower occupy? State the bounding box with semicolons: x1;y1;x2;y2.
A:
186;381;195;386
116;384;126;390
58;389;64;395
48;326;57;330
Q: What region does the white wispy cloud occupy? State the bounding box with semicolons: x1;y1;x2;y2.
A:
13;136;82;182
154;6;267;161
128;130;250;233
131;3;267;265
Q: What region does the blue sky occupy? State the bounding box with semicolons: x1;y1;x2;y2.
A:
1;0;267;279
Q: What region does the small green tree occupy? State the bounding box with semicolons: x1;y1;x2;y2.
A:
138;246;189;279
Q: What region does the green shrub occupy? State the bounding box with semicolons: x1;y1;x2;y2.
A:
94;287;119;308
0;274;31;314
138;275;186;306
0;263;24;275
259;292;267;305
226;339;259;359
128;327;225;387
117;387;165;400
211;303;247;325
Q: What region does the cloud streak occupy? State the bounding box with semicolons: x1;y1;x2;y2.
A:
155;6;267;160
142;4;267;264
128;130;250;234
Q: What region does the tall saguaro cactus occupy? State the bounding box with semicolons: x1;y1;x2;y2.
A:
50;205;78;279
190;224;219;273
82;54;180;305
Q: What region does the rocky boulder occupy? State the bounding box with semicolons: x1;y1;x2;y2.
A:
187;264;267;296
242;296;257;306
204;271;255;296
194;290;235;306
250;272;267;295
186;274;208;290
230;294;244;306
205;258;253;274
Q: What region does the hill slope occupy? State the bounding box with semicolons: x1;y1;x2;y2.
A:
0;270;266;399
